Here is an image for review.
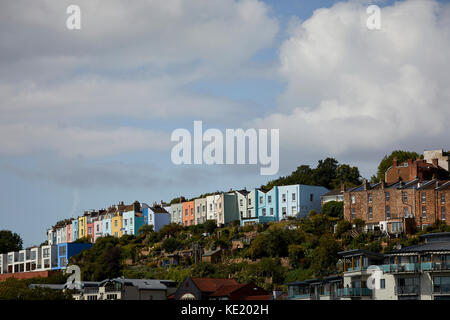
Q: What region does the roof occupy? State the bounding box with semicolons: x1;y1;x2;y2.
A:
338;249;384;259
100;278;172;290
203;249;221;256
322;189;343;197
236;189;250;196
387;241;450;254
191;278;239;293
150;206;169;214
208;284;246;297
29;284;66;290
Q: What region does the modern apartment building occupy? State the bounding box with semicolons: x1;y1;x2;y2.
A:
287;232;450;300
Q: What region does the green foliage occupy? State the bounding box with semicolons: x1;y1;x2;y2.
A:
335;220;352;237
169;196;186;205
288;244;305;268
203;220;218;234
321;201;344;219
161;237;181;253
309;234;342;277
0;278;73;300
263;158;361;190
73;236;92;244
191;262;217;278
284;268;314;283
71;236;123;281
138;224;154;235
375;150;420;182
417;220;450;234
0;230;23;254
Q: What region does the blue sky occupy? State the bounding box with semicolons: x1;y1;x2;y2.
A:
0;0;449;246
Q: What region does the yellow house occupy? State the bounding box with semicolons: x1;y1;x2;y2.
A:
111;213;123;238
78;215;87;239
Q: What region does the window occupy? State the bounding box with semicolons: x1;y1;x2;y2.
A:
191;208;194;215
433;276;450;294
260;196;263;204
124;219;127;226
282;207;287;216
351;195;355;204
270;208;274;215
368;193;372;203
185;209;188;216
403;192;408;202
60;257;67;267
210;204;213;210
43;248;50;258
197;206;200;213
292;206;297;215
441;193;446;204
96;225;100;232
240;199;243;206
442;207;446;220
262;208;266;216
352;208;356;219
114;220;118;227
309;194;313;202
369;207;373;220
386;206;390;219
392;222;402;233
268;196;272;203
421;192;426;203
59;246;66;256
380;279;386;289
282;194;286;203
114;232;118;237
248;199;251;206
422;206;427;218
292;193;296;201
385;192;390;202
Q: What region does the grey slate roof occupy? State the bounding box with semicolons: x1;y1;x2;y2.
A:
388;241;450;254
100;278;173;290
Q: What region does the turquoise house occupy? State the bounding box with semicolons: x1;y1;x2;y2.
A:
256;186;279;223
72;219;79;241
123;202;145;236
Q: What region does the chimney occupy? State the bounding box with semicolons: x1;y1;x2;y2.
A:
363;179;369;191
340;183;346;193
432;158;439;167
393;157;398;167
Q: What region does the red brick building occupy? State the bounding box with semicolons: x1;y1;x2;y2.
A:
344;179;450;234
385;157;449;184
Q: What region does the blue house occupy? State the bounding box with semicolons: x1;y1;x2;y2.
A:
72;220;79;242
256;186;279;223
54;243;93;270
277;184;329;219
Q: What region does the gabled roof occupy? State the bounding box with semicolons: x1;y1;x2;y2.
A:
191;278;238;293
322;189;343;197
387;241;450;254
202;249;221;256
208;284;246;297
149;206;169;214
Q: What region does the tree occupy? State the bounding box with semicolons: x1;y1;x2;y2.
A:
321;201;344;219
138;224;154;236
310;234;341;277
335;220;352;237
203;220;217;234
0;278;73;300
73;236;91;244
332;164;361;189
375;150;420;182
0;230;23;254
161;238;181;253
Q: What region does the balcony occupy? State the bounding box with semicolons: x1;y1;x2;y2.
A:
434;284;450;295
339;287;372;297
382;263;419;273
397;285;419;295
431;262;450;271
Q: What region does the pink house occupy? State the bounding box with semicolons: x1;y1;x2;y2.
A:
66;222;73;243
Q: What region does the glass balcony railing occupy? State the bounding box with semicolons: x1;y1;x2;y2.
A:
397;285;419;295
431;262;450;271
382;263;419;273
434;284;450;294
339;288;372;297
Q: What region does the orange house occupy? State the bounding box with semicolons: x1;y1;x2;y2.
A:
182;201;195;226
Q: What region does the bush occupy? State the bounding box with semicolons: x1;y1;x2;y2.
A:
321;201;344;219
161;238;181;253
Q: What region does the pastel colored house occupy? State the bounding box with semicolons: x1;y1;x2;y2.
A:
40;245;58;270
72;219;79;242
102;211;114;237
123;201;145;236
256;186;279;223
216;193;239;227
94;215;104;242
182;201;196;226
206;194;221;222
56;226;67;244
111;212;123;238
54;243;92;270
66;222;73;243
47;228;56;245
170;203;183;225
143;204;171;232
194;198;207;225
277;184;329;219
240;189;258;226
235;189;249;221
78;214;88;239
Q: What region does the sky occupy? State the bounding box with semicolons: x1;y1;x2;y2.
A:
0;0;449;247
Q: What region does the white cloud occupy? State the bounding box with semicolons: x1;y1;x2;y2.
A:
0;0;279;158
254;0;450;157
